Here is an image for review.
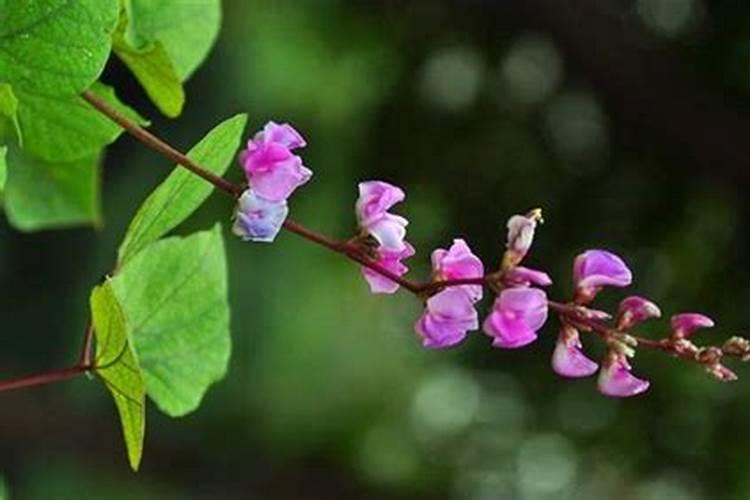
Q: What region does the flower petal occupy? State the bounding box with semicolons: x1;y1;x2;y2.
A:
355;181;406;227
551;330;598;378
670;313;715;338
232;189;289;242
597;356;650;398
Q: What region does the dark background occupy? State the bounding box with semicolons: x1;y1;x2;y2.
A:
2;0;750;498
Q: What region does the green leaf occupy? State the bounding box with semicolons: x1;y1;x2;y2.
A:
0;0;119;96
15;82;146;163
111;225;230;417
117;113;246;265
115;0;220;115
123;0;222;80
114;39;184;118
4;147;100;231
0;83;21;144
91;282;146;471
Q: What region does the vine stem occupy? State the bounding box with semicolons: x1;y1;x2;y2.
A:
80;90;727;366
0;365;89;392
81;90;425;294
0;91;733;394
70;91;742;380
81;91;243;197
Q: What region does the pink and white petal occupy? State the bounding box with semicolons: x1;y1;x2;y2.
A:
263;121;307;149
504;266;552;287
356;181;406;226
597;359;650;397
368;214;408;250
552;337;599;378
361;266;401;294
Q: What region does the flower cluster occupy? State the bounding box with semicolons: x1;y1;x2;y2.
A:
355;181;415;294
234;121;747;399
232;122;311;241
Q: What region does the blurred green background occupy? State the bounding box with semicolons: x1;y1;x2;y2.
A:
2;0;750;498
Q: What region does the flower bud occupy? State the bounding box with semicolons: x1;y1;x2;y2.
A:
503;208;542;268
616;296;661;331
552;324;598;378
723;336;750;362
670;313;714;339
597;350;650;398
503;266;552;288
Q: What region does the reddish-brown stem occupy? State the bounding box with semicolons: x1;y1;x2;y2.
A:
420;277;490;293
0;365;89;393
282;219;423;293
548;300;701;363
81;90;243;198
77;91;737;379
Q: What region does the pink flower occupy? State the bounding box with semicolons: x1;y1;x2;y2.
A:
355;181;408;251
232;188;288;242
616;296;661;331
483;287;549;348
415;288;479;348
239;121;312;202
504;209;542;266
503;266;552;288
431;239;484;301
361;243;415;294
552;325;598;378
671;313;714;339
573;249;632;302
597;352;650;398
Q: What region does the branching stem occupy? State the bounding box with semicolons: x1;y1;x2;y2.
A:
0;91;736;395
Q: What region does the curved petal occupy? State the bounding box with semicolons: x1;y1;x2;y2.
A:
262;121;307;149
597;357;650;398
552;335;599;378
250;154;312;202
355;181;406;227
368;213;408;250
670;313;715;338
574;250;633;291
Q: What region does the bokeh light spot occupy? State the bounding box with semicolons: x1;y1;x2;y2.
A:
500;33;563;106
419;46;485;112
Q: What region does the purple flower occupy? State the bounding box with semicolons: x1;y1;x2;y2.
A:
671;313;715;339
552;324;599;378
239;121;312;202
504;209;542;266
573;250;632;303
483;287;548;348
431;239;484;301
415;288;479;348
361;243;415;294
616;296;661;331
355;181;408;251
597;352;650;398
232;189;289;242
503;266;552;288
